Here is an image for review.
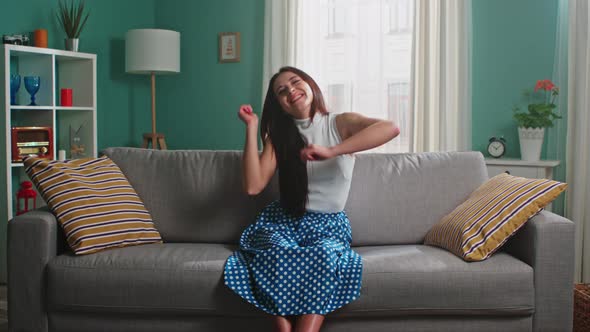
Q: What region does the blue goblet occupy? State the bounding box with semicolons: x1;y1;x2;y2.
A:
10;74;20;105
24;76;40;106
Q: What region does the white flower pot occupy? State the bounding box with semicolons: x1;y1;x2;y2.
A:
518;127;545;161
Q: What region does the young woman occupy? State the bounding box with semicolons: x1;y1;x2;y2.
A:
224;67;399;332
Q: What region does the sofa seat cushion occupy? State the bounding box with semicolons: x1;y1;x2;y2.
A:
337;245;534;317
47;244;534;317
47;243;263;316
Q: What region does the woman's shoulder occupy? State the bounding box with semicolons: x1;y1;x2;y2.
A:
315;111;336;124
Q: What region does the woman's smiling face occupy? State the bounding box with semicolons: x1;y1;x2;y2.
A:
273;71;314;119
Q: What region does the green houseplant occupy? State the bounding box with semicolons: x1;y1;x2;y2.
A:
513;79;561;161
56;0;90;51
513;79;561;128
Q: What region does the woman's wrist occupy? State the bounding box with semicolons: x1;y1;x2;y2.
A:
246;122;258;132
329;145;342;157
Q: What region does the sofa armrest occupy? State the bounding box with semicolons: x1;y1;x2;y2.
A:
8;207;64;332
503;210;575;332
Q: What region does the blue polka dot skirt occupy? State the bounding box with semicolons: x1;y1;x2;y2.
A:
224;201;363;316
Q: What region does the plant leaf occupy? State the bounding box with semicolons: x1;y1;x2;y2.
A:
76;12;90;38
55;0;90;38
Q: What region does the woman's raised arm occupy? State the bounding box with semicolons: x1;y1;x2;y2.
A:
238;104;277;195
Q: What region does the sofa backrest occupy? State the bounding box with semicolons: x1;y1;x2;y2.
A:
102;148;487;246
345;152;487;245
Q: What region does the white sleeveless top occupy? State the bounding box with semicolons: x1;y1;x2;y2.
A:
293;113;355;213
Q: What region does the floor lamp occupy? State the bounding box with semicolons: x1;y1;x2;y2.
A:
125;29;180;149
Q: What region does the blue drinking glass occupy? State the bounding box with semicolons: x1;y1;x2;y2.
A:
10;74;20;105
24;76;40;106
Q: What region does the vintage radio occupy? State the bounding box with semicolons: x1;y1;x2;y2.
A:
11;127;53;162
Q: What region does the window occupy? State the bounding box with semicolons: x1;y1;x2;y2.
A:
327;0;349;37
386;0;412;34
301;0;413;152
327;83;353;113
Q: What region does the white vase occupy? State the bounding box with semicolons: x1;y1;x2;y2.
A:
518;127;545;161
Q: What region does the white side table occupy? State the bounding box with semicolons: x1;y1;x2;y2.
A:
485;158;560;211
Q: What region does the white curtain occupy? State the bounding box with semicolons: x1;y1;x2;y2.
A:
411;0;471;152
262;0;301;99
547;0;569;217
566;0;590;283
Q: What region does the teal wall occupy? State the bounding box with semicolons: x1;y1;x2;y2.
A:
88;0;157;149
0;0;157;282
154;0;265;150
471;0;565;215
1;0;157;150
472;0;560;158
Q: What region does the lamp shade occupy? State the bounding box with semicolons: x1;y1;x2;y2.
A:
125;29;180;74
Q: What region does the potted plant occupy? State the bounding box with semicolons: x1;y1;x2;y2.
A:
56;0;90;52
513;79;561;161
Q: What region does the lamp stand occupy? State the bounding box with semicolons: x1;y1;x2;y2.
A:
142;72;167;149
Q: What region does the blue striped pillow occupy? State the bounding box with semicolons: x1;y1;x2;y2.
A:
24;156;162;254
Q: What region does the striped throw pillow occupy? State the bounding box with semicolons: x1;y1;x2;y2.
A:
24;156;162;255
424;173;567;261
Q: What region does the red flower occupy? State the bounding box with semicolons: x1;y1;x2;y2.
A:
535;79;556;92
543;79;555;91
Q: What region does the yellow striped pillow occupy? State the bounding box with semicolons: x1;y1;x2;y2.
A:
24;156;162;255
424;173;567;261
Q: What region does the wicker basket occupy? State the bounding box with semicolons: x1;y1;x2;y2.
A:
574;284;590;332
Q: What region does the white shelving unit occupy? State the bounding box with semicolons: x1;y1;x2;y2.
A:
0;44;97;221
485;158;560;180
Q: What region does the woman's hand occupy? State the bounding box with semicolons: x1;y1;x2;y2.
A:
300;144;337;161
238;104;258;126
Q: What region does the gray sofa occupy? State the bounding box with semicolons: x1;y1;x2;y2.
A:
8;148;575;332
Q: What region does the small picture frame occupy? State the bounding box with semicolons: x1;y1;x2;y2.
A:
218;32;241;63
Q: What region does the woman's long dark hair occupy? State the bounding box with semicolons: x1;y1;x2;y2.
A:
260;67;328;218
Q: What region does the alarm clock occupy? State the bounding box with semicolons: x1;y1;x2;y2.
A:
487;137;506;158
